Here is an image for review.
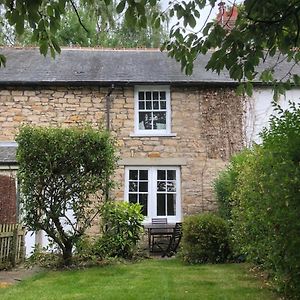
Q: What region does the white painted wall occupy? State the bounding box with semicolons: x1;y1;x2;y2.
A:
245;88;300;146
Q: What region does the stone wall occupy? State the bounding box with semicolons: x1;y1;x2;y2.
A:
0;85;243;218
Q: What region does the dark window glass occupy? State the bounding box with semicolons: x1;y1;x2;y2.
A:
157;194;166;216
139;170;148;180
167;181;176;192
139;194;148;216
129;170;138;180
153;101;159;109
160;101;166;109
129;182;137;192
139;112;152;130
153;91;159;100
157;170;166;180
167;194;176;215
167;170;176;180
153;112;166;129
146;91;151;100
129;193;137;204
157;181;166;192
139;101;145;110
139;182;148;192
146;101;152;110
160;91;166;100
138;91;144;100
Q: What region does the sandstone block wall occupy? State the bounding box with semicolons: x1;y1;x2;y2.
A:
0;85;243;218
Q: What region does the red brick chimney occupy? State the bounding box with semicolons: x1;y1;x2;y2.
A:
216;1;238;30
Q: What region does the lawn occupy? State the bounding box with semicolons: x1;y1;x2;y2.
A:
0;259;278;300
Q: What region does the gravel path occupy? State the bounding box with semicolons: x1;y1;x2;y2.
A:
0;265;42;287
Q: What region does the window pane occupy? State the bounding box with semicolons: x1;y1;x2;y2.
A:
167;170;176;180
146;101;152;110
160;91;166;100
157;170;166;180
129;170;138;180
139;170;148;180
167;181;176;192
138;91;144;100
139;101;145;110
146;91;151;100
153;101;159;109
167;194;176;215
139;112;152;130
139;194;148;216
153;91;159;100
157;181;166;191
129;182;137;192
153;112;166;129
129;193;137;204
139;182;148;192
160;101;166;109
157;193;166;216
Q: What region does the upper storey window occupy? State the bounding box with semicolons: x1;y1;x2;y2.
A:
134;86;171;136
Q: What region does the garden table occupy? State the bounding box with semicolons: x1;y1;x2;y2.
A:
143;223;176;251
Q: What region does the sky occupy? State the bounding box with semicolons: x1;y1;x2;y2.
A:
161;0;243;33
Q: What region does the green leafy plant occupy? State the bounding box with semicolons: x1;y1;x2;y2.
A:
181;213;230;264
16;125;116;266
94;201;144;259
219;103;300;299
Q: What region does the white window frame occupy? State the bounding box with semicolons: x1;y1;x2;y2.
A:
134;85;171;136
124;166;181;224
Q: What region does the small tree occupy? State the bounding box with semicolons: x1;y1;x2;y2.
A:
16;125;116;266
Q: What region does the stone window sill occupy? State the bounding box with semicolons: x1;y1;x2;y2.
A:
129;133;177;138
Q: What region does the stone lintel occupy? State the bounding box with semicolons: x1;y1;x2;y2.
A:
118;157;187;166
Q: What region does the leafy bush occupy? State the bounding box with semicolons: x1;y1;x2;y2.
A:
214;150;251;221
94;201;144;259
217;103;300;299
16;125;116;266
181;213;230;264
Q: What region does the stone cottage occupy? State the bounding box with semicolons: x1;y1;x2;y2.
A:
0;47;244;227
1;47;299;249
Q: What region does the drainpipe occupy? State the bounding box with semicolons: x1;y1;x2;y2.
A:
104;84;115;201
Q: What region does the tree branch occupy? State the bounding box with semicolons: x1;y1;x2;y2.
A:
70;0;89;33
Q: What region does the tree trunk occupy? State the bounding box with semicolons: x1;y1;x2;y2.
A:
62;242;73;266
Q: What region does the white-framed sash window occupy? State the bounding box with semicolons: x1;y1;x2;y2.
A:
124;166;181;223
134;85;171;136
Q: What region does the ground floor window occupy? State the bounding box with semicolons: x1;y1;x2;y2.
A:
124;166;181;223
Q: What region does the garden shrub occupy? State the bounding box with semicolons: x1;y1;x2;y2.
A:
181;213;230;264
220;103;300;299
214;150;251;221
94;201;144;259
16;125;116;266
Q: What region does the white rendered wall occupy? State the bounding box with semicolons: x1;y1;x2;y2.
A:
245;88;300;146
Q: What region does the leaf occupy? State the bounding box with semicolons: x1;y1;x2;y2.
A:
0;54;6;67
188;14;196;28
293;74;300;86
203;22;213;36
236;83;245;96
15;15;25;35
51;38;61;54
116;1;126;14
245;82;253;97
40;40;48;56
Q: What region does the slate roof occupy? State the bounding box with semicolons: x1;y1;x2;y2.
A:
0;47;232;86
0;143;17;165
0;47;299;86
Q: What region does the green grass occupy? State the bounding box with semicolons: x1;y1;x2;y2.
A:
0;259;278;300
